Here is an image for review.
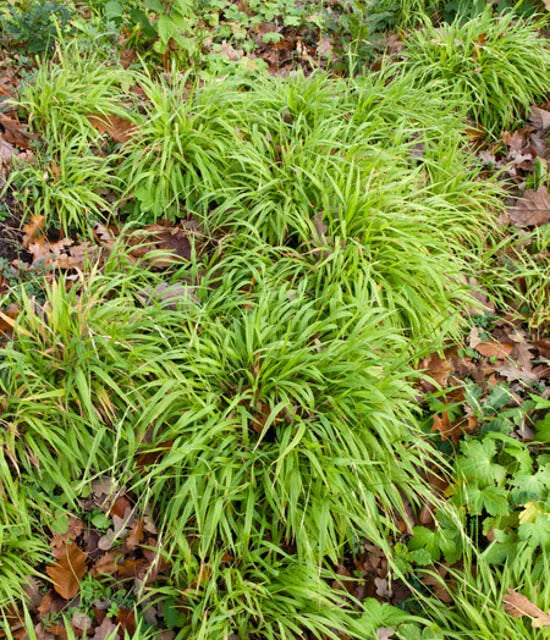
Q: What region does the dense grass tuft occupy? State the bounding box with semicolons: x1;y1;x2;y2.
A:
403;11;550;132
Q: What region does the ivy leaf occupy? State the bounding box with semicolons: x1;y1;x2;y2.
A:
518;513;550;549
511;466;550;503
157;14;177;43
456;439;507;487
408;526;441;562
481;486;509;516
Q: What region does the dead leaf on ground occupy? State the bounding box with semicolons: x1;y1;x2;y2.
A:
91;617;120;640
218;40;244;61
376;628;395;640
508;187;550;227
475;342;514;359
87;114;136;144
128;222;200;266
503;589;550;628
37;590;65;620
22;215;45;248
530;106;550;131
431;411;472;445
419;353;453;389
71;611;93;633
496;362;540;383
317;36;332;58
45;541;88;600
0;114;35;150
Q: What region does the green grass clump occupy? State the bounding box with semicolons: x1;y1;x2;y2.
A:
9;137;118;233
138;273;440;562
16;43;131;142
165;546;377;640
119;69;499;343
422;547;550;639
0;500;45;611
478;225;550;327
403;10;550;132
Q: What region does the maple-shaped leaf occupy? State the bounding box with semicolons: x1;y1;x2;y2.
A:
508;187;550;227
45;540;88;600
456;439;507;487
503;588;550;627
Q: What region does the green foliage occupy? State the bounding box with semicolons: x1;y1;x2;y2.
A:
422;547;550;639
481;226;550;328
450;432;550;563
15;43;132;141
161;546;377;639
0;0;72;56
0;500;46;611
404;11;550;131
7;137;118;233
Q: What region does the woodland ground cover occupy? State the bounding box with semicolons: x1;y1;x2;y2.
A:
0;1;549;639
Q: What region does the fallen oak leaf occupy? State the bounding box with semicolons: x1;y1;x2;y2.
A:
530;106;550;131
125;520;144;550
45;540;88;600
503;588;550;627
91;617;120;640
0;113;35;150
128;223;198;266
87;113;136;144
22;214;45;248
475;342;513;360
37;590;65;619
508;187;550;227
419;352;453;389
496;362;539;383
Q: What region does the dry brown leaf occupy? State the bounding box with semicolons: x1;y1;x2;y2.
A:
376;628;395;640
317;36;333;58
22;215;45;248
129;223;198;265
110;495;131;519
218;40;244;61
496;362;539;383
0;113;35;149
92;551;120;577
502;130;526;154
468;326;482;349
508;187;550;227
431;412;458;443
420;353;453;389
116;608;136;635
37;590;65;620
126;520;144;550
45;541;88;600
503;589;550;627
91;617;120;640
475;342;514;359
71;611;93;633
530;106;550;131
88;114;136;144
